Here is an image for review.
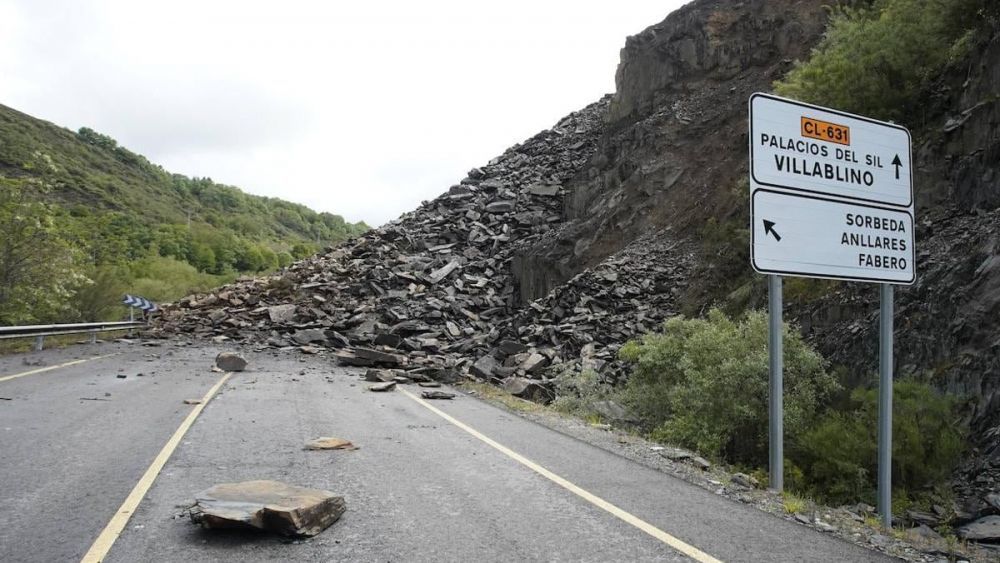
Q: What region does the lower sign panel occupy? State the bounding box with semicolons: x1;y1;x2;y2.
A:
751;189;915;284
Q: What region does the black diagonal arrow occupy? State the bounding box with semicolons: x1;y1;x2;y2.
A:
892;154;902;180
763;220;781;242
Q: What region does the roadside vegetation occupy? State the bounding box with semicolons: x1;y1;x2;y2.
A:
555;310;967;512
774;0;995;126
0;106;368;325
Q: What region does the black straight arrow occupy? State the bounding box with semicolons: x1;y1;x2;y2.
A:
763;220;781;242
892;154;902;180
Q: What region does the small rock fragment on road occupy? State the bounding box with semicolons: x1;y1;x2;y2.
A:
501;377;554;404
189;480;346;537
364;369;396;382
814;520;836;533
905;524;942;542
731;473;759;489
303;437;358;451
183;399;202;405
418;381;441;388
957;515;1000;541
215;352;248;372
658;447;694;461
368;381;396;392
421;390;455;400
116;374;127;379
691;456;712;470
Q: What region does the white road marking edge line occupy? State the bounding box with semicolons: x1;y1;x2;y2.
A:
399;388;723;563
0;353;119;383
80;370;234;563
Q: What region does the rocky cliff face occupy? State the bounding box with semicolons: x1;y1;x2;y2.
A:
510;0;834;303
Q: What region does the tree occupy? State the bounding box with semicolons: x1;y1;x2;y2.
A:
0;179;85;324
189;242;217;273
71;264;131;322
795;381;966;503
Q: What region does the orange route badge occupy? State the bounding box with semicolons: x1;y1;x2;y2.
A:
801;116;850;146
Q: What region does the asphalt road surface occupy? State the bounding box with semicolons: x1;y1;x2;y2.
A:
0;340;898;562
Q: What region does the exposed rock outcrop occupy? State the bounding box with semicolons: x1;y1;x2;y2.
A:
512;0;836;302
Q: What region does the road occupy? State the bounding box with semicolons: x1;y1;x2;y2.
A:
0;340;897;562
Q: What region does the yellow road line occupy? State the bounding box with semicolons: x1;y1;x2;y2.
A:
0;353;119;383
399;388;722;563
80;371;234;563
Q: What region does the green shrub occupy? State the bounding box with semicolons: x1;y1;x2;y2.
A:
775;0;988;124
619;309;838;465
794;380;966;504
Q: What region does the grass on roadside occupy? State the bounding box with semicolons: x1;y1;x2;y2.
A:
782;492;809;515
458;382;548;414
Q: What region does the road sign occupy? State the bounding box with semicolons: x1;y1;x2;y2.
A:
750;93;912;208
750;93;913;528
752;189;915;284
749;93;915;285
122;294;158;313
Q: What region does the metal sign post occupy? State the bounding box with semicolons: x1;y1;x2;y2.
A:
768;274;783;491
878;283;894;527
748;93;914;523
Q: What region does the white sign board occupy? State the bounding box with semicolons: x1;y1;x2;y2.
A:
749;93;915;284
752;190;915;283
751;93;912;208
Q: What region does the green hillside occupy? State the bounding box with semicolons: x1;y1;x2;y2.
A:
0;103;367;324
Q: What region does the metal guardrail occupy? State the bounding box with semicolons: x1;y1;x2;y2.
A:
0;321;146;351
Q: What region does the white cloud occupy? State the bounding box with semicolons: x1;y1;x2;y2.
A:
0;0;687;225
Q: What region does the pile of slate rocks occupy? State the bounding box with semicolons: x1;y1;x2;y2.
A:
155;96;695;404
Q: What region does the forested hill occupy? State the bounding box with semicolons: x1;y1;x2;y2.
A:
0;103;368;324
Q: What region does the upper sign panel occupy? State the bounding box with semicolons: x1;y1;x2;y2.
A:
750;93;913;208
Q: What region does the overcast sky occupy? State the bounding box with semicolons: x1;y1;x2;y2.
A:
0;0;686;226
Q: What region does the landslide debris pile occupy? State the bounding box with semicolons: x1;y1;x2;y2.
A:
156;0;820;395
156;97;691;391
485;232;695;383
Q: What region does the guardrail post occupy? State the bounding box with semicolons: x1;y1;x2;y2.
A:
34;336;44;352
90;331;98;344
